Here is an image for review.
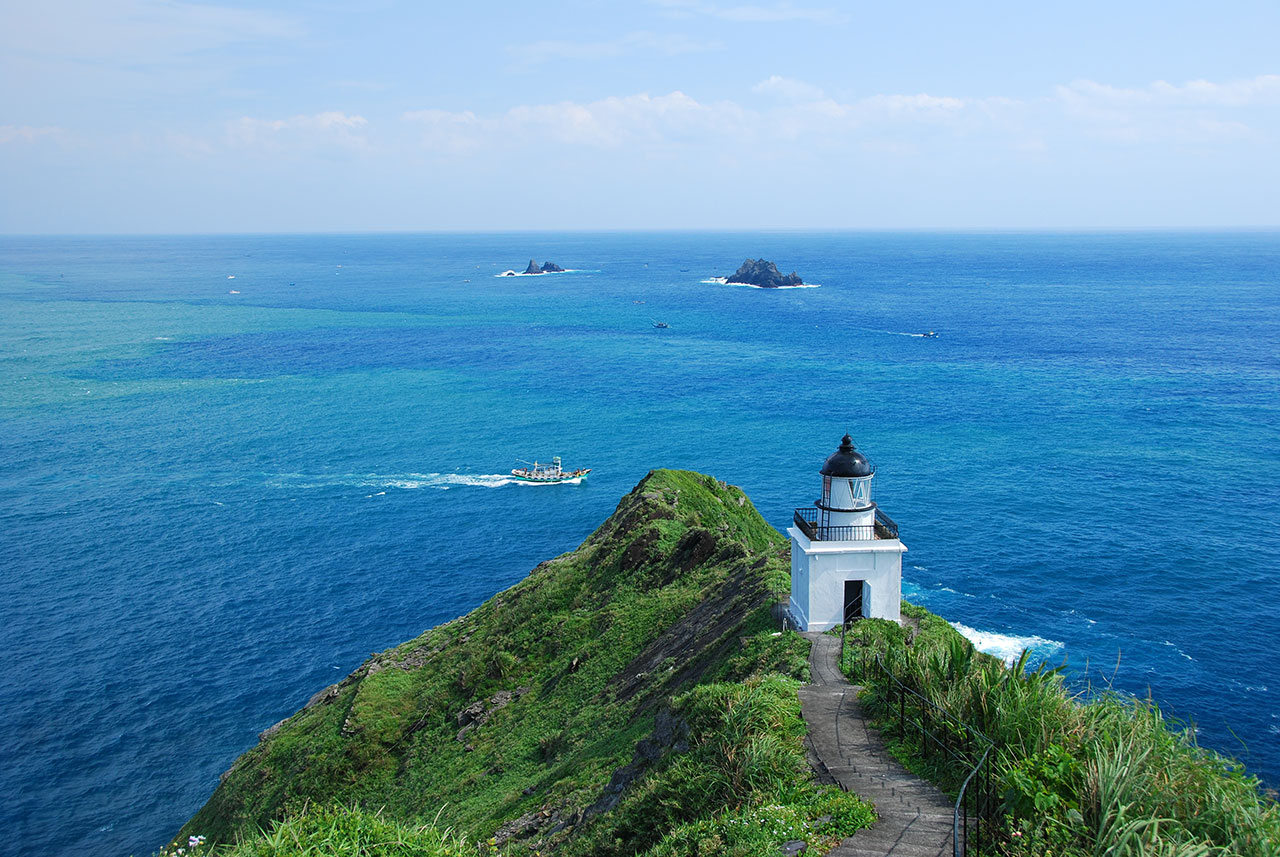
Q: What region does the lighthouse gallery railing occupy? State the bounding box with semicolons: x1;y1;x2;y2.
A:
793;506;899;541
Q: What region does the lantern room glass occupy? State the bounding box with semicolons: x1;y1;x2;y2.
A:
821;474;874;510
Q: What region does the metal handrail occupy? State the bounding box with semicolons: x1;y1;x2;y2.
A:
793;507;892;542
840;628;997;857
955;741;994;857
874;508;899;539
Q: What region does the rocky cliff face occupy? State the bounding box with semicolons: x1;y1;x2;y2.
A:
177;470;808;853
725;258;803;288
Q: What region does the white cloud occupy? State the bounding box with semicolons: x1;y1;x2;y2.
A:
0;125;66;145
400;86;1034;156
1059;75;1280;109
512;31;720;65
859;93;967;114
1054;75;1279;143
405;91;748;151
227;112;369;150
651;0;848;24
752;75;826;102
4;0;298;65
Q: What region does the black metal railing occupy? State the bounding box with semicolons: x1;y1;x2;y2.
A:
874;508;899;539
793;506;900;541
840;626;999;857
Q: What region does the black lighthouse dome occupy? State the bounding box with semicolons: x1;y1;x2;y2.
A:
820;434;873;478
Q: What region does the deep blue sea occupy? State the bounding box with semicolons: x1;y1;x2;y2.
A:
1;232;1277;856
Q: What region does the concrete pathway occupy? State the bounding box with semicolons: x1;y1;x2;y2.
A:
799;632;956;857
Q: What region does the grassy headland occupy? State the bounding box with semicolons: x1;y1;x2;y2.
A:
170;468;1278;856
172;470;872;855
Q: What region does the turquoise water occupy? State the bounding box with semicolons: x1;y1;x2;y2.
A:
2;232;1277;856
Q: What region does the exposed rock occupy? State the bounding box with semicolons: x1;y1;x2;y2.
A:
725;258;803;288
456;686;532;741
258;719;288;743
457;700;487;728
521;259;566;274
671;527;718;571
583;708;690;818
493;807;561;845
304;684;342;710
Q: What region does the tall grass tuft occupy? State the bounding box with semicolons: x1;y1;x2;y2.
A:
843;607;1280;857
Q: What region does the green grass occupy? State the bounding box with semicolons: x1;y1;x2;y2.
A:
556;674;874;857
842;606;1280;857
172;470;867;857
161;806;470;857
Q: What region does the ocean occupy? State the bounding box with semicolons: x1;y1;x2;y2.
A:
1;231;1276;856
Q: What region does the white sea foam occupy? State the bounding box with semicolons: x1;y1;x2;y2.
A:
950;622;1064;666
377;473;521;489
493;269;577;278
272;472;529;491
1163;640;1195;661
701;276;820;289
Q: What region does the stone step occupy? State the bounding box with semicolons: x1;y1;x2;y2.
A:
830;845;952;857
800;631;956;857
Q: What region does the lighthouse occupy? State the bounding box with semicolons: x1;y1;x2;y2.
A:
788;434;906;630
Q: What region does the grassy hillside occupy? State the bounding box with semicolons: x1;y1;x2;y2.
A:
173;470;872;856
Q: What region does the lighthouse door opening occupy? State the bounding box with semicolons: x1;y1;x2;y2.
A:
843;580;865;625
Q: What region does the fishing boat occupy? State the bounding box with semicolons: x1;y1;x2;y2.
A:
511;456;591;483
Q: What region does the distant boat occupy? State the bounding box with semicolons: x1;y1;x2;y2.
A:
652;320;670;329
511;456;590;484
922;330;938;338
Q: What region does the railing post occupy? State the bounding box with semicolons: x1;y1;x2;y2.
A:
922;699;929;759
898;682;904;737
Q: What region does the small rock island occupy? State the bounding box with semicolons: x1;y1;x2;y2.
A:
523;259;565;274
725;258;803;288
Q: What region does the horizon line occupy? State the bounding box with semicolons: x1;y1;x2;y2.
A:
4;225;1280;238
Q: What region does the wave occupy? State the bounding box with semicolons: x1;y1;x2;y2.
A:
271;472;528;491
701;277;821;289
950;622;1064;666
494;269;578;278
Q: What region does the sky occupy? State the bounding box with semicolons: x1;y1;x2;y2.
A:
2;0;1279;232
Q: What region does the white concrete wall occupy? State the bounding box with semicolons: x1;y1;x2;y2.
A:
789;546;810;630
788;527;905;631
829;506;874;528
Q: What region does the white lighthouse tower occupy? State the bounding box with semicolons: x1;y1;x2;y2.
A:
788;434;906;630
